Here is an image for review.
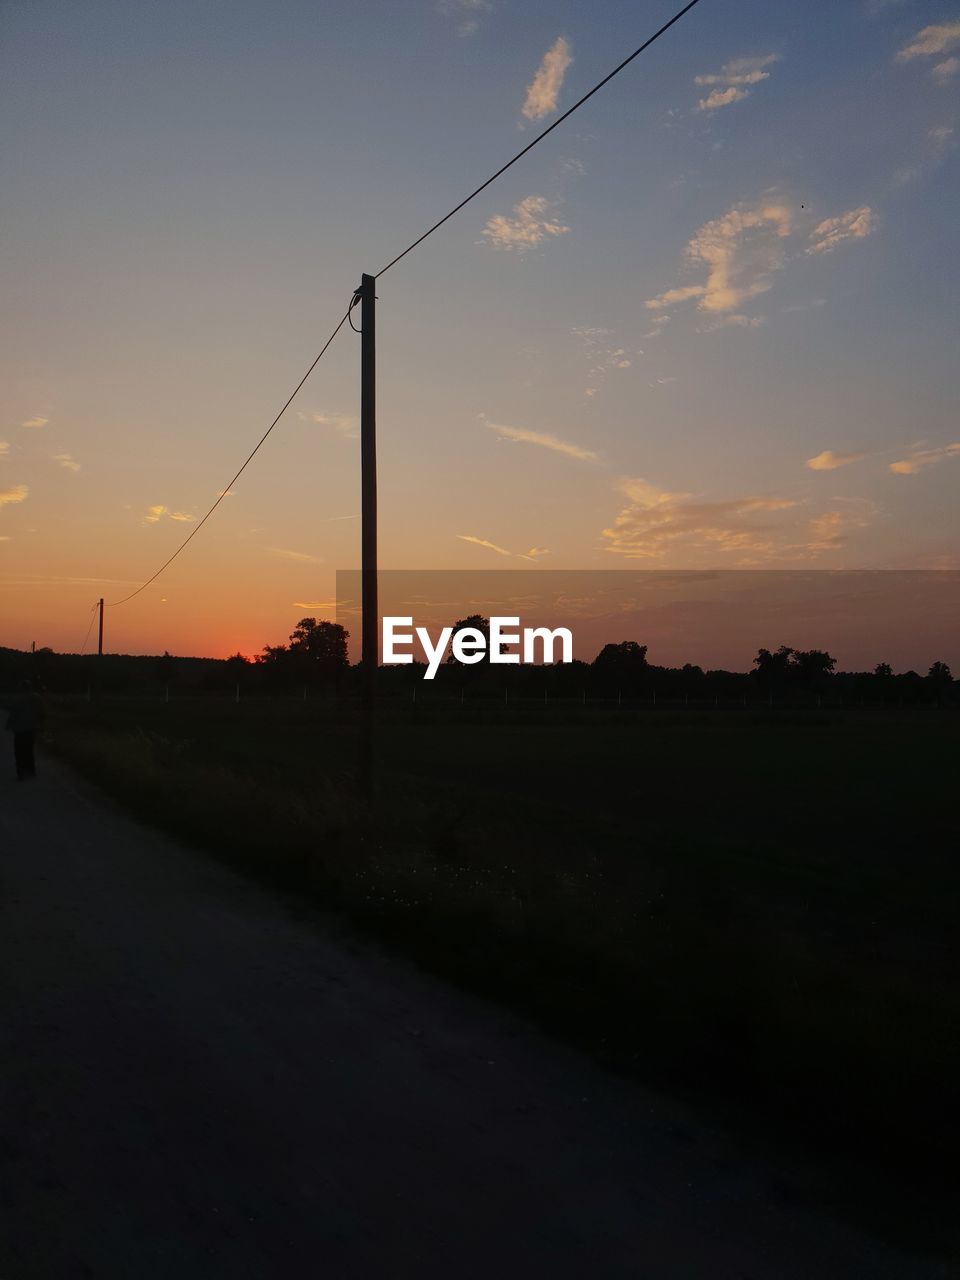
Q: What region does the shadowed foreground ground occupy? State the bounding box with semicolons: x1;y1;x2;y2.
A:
0;758;951;1278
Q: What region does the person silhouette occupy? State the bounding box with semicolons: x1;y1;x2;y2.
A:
5;679;45;781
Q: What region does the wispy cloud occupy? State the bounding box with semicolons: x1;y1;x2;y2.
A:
144;505;196;524
487;419;597;462
268;547;325;563
521;36;572;122
646;199;875;323
698;86;750;112
571;326;636;397
52;452;81;472
695;54;779;111
889;443;960;474
647;285;710;310
897;22;960;61
645;201;793;315
807;206;875;255
704;313;767;329
806;449;868;471
481;195;570;252
897;23;960;80
641;314;672;339
0;484;29;508
603;482;871;563
805;505;871;552
0;574;136;587
696;53;779;87
0;442;8;458
932;56;959;81
518;546;550;562
602;478;799;560
458;534;511;556
436;0;492;37
895;124;955;184
300;411;359;439
21;416;47;429
292;600;337;610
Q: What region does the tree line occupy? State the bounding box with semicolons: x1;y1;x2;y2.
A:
1;615;954;703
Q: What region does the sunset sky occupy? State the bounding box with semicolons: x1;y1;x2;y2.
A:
2;0;958;659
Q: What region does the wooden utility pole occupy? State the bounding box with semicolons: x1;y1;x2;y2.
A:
359;273;377;792
98;598;104;657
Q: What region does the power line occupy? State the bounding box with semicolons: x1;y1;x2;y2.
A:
375;0;706;279
79;601;98;655
105;0;706;606
107;306;352;607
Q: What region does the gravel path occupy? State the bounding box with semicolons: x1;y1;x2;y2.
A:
0;756;949;1278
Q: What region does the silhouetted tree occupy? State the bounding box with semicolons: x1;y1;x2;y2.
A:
874;662;893;679
752;646;793;699
445;615;490;665
791;649;837;683
288;618;349;679
289;614;350;665
927;661;953;703
753;646;795;679
753;646;835;689
256;619;348;687
155;651;177;684
257;643;288;668
592;641;649;696
593;641;648;672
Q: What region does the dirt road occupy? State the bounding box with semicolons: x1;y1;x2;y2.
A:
0;757;949;1278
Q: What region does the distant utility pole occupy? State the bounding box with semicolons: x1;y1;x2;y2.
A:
358;273;377;794
98;597;104;657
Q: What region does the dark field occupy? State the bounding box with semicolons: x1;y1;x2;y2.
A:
45;694;959;1190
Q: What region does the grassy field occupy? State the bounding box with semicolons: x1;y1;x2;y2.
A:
44;693;959;1186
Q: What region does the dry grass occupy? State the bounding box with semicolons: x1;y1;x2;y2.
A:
47;696;960;1189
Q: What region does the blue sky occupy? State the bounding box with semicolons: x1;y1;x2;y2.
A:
1;0;958;655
